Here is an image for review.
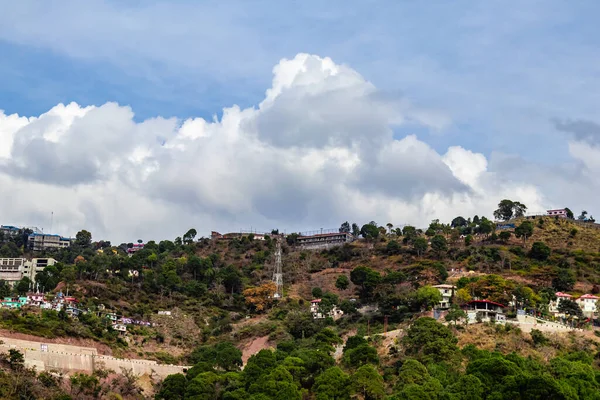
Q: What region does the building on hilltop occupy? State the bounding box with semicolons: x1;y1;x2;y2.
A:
0;225;21;237
310;299;344;320
210;231;267;241
575;294;599;316
433;284;456;310
462;300;506;323
549;292;573;314
546;209;568;218
0;258;57;285
297;232;354;250
28;233;72;251
127;243;145;256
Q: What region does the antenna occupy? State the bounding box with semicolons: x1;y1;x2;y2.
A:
49;211;54;234
272;238;283;298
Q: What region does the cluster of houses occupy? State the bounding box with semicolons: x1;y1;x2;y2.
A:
0;291;153;335
432;284;600;323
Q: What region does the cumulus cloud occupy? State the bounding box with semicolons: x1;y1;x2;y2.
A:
0;53;560;242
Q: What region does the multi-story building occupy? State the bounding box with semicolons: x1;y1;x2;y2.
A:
0;226;21;238
547;209;568;218
297;232;354;250
576;294;599;316
463;300;507;323
433;284;456;309
28;233;71;252
549;292;573;314
0;258;57;284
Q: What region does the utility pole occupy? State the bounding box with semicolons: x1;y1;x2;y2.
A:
272;239;283;298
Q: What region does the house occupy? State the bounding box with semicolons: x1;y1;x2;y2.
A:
112;323;127;334
575;294;599;316
127;243;145;256
549;292;573;314
433;284;456;309
66;305;84;317
297;232;354;250
547;209;568;218
28;233;72;251
310;299;344;320
104;312;119;322
1;297;28;309
462;300;507;323
26;293;45;306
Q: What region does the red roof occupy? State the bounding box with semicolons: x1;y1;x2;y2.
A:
311;299;322;303
464;299;507;308
555;292;572;298
577;294;599;300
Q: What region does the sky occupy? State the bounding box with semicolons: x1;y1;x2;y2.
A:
1;0;600;243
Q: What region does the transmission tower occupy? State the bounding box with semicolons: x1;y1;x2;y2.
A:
272;238;283;298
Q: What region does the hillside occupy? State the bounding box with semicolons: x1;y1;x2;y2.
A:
1;214;600;398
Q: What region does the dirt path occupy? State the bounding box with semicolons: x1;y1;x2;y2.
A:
240;336;272;365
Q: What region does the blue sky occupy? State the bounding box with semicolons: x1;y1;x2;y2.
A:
1;1;600;241
2;0;599;158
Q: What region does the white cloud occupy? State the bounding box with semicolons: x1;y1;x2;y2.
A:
0;53;563;242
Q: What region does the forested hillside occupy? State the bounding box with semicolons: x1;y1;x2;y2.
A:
1;201;600;399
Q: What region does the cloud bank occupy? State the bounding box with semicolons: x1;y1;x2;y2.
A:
0;54;595;243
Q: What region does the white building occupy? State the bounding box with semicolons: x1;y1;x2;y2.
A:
549;292;573;314
433;284;456;309
576;294;599;316
0;258;57;284
546;209;568;218
310;299;344;320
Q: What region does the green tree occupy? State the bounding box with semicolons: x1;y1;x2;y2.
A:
529;242;551;261
0;242;20;258
493;199;527;221
156;373;186;400
451;216;468;228
352;365;385;400
189;342;242;371
402;226;418;244
74;230;92;247
465;235;473;246
402;318;458;363
445;305;467;326
312;287;324;299
14;276;32;295
343;344;379;368
552;269;575;292
339;222;351;233
514;220;534;245
335;275;350;291
557;298;583;319
498;231;511;243
415;286;442;310
430;235;447;257
183;229;197;244
564;207;574;219
445;375;484;400
413;237;428;257
350;266;381;299
313;367;351;400
351;223;360;237
386;240;401;255
360;223;380;241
